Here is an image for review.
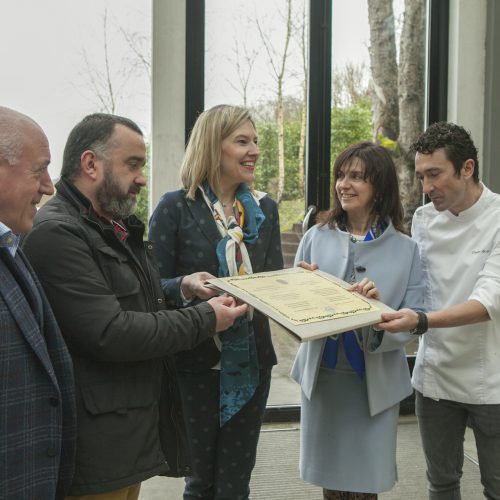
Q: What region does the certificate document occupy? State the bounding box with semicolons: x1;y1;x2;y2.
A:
207;268;394;342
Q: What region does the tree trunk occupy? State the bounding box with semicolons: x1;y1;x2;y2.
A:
276;82;286;204
397;0;426;227
367;0;399;141
298;94;306;193
367;0;426;230
398;0;425;149
298;1;307;193
275;0;292;204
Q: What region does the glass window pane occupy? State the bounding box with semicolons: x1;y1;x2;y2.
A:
0;0;151;220
331;0;427;226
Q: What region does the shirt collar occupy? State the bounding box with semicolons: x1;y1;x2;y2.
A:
91;207;130;242
0;221;21;257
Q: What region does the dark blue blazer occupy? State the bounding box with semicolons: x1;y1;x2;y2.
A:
0;248;76;500
149;188;284;372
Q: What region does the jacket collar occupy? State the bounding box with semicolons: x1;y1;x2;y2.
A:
0;248;59;388
55;178;145;242
184;189;223;249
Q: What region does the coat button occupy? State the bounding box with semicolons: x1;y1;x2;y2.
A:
147;244;153;250
49;397;59;407
355;266;366;273
46;447;58;457
157;298;163;304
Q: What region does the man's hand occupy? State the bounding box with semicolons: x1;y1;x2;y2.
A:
296;261;319;271
181;272;219;300
349;277;380;301
379;300;490;332
377;308;419;332
208;295;248;332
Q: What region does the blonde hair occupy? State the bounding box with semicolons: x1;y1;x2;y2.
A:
180;104;255;199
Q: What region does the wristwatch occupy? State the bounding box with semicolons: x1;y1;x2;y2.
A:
410;311;428;335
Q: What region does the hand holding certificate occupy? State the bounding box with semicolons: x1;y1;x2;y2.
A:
206;267;394;342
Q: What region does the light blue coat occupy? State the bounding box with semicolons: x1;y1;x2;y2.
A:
290;220;425;416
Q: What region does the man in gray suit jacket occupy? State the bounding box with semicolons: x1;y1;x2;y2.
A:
0;106;76;499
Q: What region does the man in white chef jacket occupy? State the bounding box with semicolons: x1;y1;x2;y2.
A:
379;122;500;500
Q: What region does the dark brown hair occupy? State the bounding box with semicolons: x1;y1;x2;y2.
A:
317;141;405;233
61;113;143;181
410;121;479;182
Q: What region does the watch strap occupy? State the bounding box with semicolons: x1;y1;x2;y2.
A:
410;311;428;335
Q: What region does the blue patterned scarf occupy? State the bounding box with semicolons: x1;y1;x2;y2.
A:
202;182;265;426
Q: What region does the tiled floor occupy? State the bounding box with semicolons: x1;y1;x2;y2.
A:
140;416;483;500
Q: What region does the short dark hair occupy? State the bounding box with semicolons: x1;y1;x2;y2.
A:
410;122;479;182
317;141;404;233
61;113;143;181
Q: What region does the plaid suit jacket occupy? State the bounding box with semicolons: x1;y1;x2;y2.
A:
0;248;76;500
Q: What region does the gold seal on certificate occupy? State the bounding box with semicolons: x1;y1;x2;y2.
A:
207;268;394;342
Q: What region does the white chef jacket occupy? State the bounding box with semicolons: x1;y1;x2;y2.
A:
412;184;500;404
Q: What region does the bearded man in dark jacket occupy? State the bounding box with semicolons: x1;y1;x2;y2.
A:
22;113;247;499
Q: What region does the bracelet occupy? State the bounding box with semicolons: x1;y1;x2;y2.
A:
410;311;428;335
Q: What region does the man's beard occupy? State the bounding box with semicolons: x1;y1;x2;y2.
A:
96;167;139;220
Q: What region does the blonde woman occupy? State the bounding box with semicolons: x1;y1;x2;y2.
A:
149;105;283;500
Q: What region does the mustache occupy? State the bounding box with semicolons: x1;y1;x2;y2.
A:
129;185;141;195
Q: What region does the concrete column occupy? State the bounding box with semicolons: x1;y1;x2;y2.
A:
447;0;487;174
151;0;185;212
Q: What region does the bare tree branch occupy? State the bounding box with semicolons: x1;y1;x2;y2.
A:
76;8;149;114
225;35;259;107
256;0;293;204
102;11;116;113
295;0;308;193
118;25;152;86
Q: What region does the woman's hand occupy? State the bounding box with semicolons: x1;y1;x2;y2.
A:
181;272;220;300
349;277;380;301
296;261;319;271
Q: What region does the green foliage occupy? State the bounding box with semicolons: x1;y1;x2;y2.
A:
254;119;302;201
254;121;278;196
136;177;149;224
331;98;372;162
279;198;305;232
135;144;150;235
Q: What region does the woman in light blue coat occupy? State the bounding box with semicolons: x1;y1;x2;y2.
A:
291;142;425;500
